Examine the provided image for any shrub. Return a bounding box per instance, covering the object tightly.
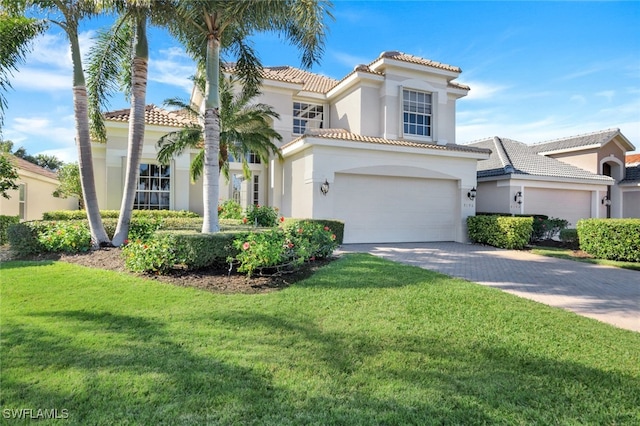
[244,205,279,227]
[127,216,163,241]
[559,228,579,247]
[42,209,200,220]
[218,200,243,220]
[7,222,43,256]
[577,219,640,262]
[284,218,345,245]
[38,221,91,253]
[467,215,533,250]
[0,215,20,245]
[285,220,339,259]
[531,216,569,241]
[122,235,177,274]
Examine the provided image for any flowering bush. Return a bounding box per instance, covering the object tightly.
[128,216,163,241]
[38,221,91,253]
[122,235,177,273]
[218,200,243,220]
[244,204,279,227]
[230,220,339,277]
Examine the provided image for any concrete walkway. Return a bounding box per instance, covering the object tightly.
[338,242,640,332]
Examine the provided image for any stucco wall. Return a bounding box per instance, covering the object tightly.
[524,187,591,228]
[622,190,640,218]
[0,171,78,220]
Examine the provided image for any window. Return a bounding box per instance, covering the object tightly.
[293,102,323,134]
[18,184,26,220]
[231,173,260,207]
[253,175,260,206]
[134,164,170,210]
[402,89,432,138]
[229,152,261,164]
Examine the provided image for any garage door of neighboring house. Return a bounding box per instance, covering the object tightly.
[333,173,457,243]
[524,188,591,228]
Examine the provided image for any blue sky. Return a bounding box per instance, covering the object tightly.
[2,0,639,163]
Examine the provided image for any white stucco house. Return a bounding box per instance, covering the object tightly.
[466,129,638,226]
[0,156,78,221]
[91,51,491,243]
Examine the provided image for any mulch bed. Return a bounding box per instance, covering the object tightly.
[1,246,335,294]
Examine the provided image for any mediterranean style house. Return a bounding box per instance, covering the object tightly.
[91,51,491,243]
[0,156,77,221]
[466,129,638,226]
[90,50,638,243]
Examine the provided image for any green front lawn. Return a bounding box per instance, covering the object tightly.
[530,246,640,271]
[1,255,639,425]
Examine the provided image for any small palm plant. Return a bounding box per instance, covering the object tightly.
[156,75,282,183]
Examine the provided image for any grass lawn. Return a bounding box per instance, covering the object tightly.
[1,254,639,425]
[530,246,640,271]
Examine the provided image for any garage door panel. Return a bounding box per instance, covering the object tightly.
[333,173,457,243]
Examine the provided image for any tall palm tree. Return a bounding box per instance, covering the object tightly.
[0,12,45,131]
[168,0,332,233]
[1,0,110,246]
[87,0,175,247]
[157,75,282,185]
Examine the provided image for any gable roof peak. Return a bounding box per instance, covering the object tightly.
[370,50,462,73]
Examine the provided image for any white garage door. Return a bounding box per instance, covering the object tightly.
[333,173,458,243]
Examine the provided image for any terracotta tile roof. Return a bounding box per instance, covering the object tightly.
[531,128,632,153]
[104,104,196,127]
[626,153,640,165]
[282,128,491,155]
[371,51,462,73]
[467,137,613,183]
[10,155,58,180]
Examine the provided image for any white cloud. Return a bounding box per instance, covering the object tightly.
[596,90,615,102]
[331,51,372,70]
[459,81,509,101]
[149,47,195,94]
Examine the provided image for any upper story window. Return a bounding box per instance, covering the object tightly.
[229,152,261,164]
[293,102,323,134]
[135,163,170,210]
[403,89,432,138]
[18,184,26,220]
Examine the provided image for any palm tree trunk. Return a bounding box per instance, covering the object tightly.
[113,17,148,246]
[202,33,221,233]
[69,22,110,247]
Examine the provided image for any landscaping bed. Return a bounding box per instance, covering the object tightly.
[0,245,334,294]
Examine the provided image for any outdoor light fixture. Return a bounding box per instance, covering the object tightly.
[320,179,330,196]
[514,191,523,205]
[467,187,477,201]
[602,195,612,206]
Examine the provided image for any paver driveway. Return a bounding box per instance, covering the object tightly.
[338,242,640,332]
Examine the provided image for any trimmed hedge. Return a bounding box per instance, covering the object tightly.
[576,219,640,262]
[42,209,200,220]
[467,215,533,249]
[0,215,20,245]
[559,228,579,247]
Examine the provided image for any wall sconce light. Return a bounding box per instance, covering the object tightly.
[320,179,330,196]
[601,195,611,206]
[514,191,523,205]
[467,187,477,201]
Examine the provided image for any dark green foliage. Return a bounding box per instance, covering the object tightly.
[6,222,43,256]
[531,216,569,241]
[467,215,533,249]
[0,154,19,198]
[559,228,579,247]
[218,199,243,219]
[0,214,19,245]
[244,204,279,227]
[577,219,640,262]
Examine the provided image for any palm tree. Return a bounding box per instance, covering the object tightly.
[0,12,45,131]
[87,0,175,247]
[157,75,282,185]
[1,0,110,246]
[168,0,332,233]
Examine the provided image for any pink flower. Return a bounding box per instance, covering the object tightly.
[331,234,336,240]
[324,226,330,231]
[280,216,285,222]
[242,242,250,250]
[310,256,316,261]
[288,242,294,248]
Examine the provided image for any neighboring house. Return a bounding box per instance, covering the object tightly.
[621,153,640,218]
[93,51,491,244]
[466,128,637,227]
[0,156,78,220]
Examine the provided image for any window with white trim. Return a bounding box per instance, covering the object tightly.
[402,89,432,138]
[18,184,26,220]
[134,163,170,210]
[293,102,323,134]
